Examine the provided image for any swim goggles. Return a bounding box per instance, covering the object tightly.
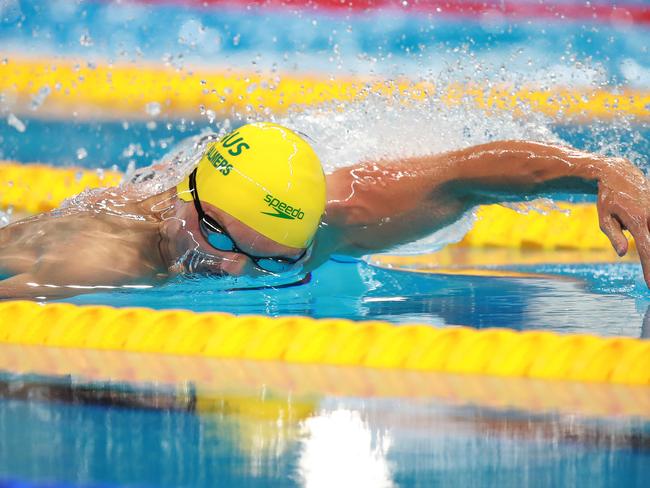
[188,169,309,273]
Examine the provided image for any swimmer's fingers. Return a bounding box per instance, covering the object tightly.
[598,213,628,257]
[624,216,650,288]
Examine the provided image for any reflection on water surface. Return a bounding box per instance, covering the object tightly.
[0,373,648,487]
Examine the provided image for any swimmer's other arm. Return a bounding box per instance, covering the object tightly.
[322,140,650,286]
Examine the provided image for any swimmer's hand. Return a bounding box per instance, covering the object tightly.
[597,159,650,286]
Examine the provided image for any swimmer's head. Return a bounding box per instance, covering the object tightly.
[175,123,326,271]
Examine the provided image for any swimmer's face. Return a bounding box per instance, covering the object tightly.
[169,197,306,277]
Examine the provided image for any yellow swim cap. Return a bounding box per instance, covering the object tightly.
[177,123,326,249]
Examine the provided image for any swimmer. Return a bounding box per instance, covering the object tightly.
[1,122,650,299]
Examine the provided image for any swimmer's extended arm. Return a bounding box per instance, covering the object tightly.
[323,140,650,286]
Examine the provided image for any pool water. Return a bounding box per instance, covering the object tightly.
[2,0,650,486]
[61,256,648,338]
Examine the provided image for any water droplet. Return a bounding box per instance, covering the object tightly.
[30,85,51,111]
[7,113,25,133]
[79,32,93,47]
[76,148,88,160]
[145,102,161,117]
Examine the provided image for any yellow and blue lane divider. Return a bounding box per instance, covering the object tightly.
[0,300,648,387]
[1,56,649,120]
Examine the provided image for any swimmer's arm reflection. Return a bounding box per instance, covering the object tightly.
[322,140,650,286]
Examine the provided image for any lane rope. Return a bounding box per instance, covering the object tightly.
[1,57,648,120]
[0,301,647,385]
[0,161,122,214]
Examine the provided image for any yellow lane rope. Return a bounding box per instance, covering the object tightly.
[0,301,648,385]
[0,161,121,214]
[1,56,649,120]
[371,248,637,274]
[0,161,622,251]
[1,344,648,418]
[462,203,620,250]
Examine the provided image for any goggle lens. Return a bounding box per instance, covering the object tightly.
[201,220,237,252]
[199,218,304,273]
[254,258,296,274]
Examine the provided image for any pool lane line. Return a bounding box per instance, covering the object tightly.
[370,247,638,272]
[125,0,650,26]
[0,161,121,214]
[1,57,649,121]
[0,301,648,386]
[0,160,629,251]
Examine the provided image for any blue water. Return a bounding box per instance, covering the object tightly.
[59,257,648,338]
[2,1,650,487]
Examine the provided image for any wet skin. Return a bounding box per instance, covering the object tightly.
[1,140,650,299]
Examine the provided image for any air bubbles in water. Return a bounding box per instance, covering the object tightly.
[76,148,88,160]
